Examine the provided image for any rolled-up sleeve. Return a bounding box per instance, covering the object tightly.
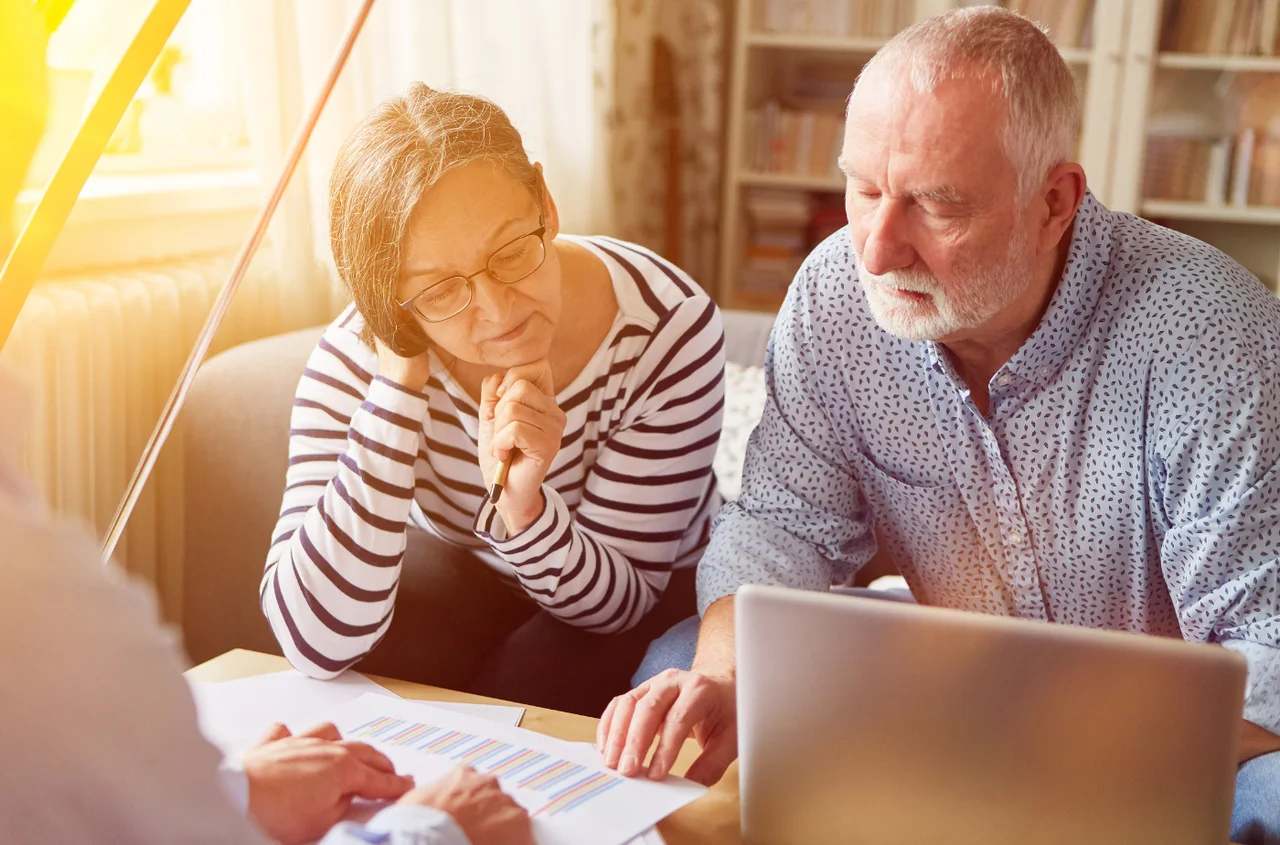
[696,255,878,614]
[1157,368,1280,734]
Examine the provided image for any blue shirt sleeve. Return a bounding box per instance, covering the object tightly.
[1155,368,1280,734]
[319,805,470,845]
[696,252,878,613]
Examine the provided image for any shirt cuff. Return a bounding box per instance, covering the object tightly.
[216,760,250,816]
[318,804,469,845]
[472,484,564,561]
[1223,638,1280,735]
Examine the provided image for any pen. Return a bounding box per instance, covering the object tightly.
[489,455,511,504]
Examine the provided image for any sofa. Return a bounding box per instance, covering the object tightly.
[180,309,894,664]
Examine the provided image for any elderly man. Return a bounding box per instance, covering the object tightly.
[600,7,1280,843]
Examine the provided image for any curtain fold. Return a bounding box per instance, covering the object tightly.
[611,0,726,287]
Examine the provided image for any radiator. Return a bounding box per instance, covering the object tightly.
[0,254,323,622]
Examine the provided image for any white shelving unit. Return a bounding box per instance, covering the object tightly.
[717,0,1124,310]
[1112,0,1280,289]
[1139,200,1280,225]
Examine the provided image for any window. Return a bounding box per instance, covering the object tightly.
[25,0,250,187]
[18,0,259,271]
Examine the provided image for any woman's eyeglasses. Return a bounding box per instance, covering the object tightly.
[398,213,547,323]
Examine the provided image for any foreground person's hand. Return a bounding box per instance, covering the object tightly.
[398,765,534,845]
[598,668,739,786]
[243,722,415,845]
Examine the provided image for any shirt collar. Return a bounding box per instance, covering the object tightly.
[922,189,1114,389]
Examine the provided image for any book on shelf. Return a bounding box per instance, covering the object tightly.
[1002,0,1095,48]
[1159,0,1280,56]
[1143,127,1280,207]
[738,189,847,302]
[745,100,844,179]
[755,0,914,38]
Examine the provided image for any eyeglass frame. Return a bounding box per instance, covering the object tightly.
[396,211,548,324]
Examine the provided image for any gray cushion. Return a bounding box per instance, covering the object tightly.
[182,326,322,664]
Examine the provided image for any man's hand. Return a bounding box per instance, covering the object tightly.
[243,722,415,845]
[597,668,738,786]
[1240,719,1280,764]
[398,765,533,845]
[374,335,434,393]
[478,360,566,534]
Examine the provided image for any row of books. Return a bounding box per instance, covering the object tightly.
[1159,0,1280,55]
[1000,0,1095,48]
[1143,129,1280,206]
[739,189,847,301]
[744,102,845,180]
[754,0,914,38]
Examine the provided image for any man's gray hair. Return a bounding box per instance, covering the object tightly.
[853,5,1081,201]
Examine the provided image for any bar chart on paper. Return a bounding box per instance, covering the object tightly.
[349,715,622,818]
[324,694,704,845]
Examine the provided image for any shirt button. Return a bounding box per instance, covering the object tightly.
[1007,530,1023,546]
[1037,366,1051,379]
[996,372,1013,387]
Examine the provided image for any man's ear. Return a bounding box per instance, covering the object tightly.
[1037,161,1086,254]
[534,162,561,238]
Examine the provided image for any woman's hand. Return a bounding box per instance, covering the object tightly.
[478,360,566,535]
[374,336,433,393]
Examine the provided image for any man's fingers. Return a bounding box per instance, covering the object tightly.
[340,741,399,774]
[343,759,416,801]
[619,682,681,777]
[298,722,343,741]
[603,683,649,771]
[597,695,620,750]
[644,684,715,781]
[257,723,291,744]
[682,729,738,787]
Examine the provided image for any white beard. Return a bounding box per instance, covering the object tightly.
[855,232,1029,342]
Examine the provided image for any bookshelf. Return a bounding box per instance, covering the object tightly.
[718,0,1122,311]
[1113,0,1280,290]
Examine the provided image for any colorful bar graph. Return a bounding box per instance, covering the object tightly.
[348,715,622,816]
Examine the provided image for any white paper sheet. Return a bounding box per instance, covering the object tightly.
[625,830,666,845]
[189,669,524,755]
[320,693,704,845]
[563,744,666,845]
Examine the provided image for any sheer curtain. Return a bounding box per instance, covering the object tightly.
[232,0,616,323]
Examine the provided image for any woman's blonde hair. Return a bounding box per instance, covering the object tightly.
[329,83,541,346]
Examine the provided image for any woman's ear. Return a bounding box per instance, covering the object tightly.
[534,162,561,238]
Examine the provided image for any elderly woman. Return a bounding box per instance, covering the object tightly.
[261,83,724,715]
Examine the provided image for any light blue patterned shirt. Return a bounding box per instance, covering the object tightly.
[699,192,1280,733]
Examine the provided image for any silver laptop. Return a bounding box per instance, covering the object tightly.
[736,584,1247,845]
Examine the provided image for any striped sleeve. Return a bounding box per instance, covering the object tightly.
[473,296,725,633]
[260,324,424,678]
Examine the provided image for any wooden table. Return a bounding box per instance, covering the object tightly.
[188,649,742,845]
